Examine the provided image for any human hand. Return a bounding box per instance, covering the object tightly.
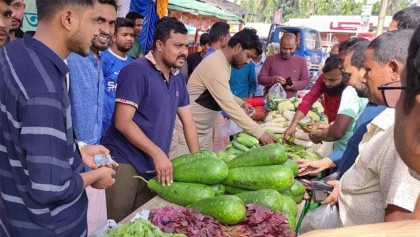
[296,157,333,176]
[275,76,286,85]
[241,102,255,115]
[259,131,277,145]
[321,180,340,205]
[91,167,116,189]
[285,85,294,90]
[80,145,118,169]
[282,125,296,143]
[152,150,173,186]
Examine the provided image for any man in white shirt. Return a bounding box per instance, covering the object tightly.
[322,29,420,227]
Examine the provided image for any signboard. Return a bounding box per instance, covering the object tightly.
[22,0,38,32]
[273,10,282,25]
[360,4,373,32]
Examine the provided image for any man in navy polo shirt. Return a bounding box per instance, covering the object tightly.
[102,17,200,222]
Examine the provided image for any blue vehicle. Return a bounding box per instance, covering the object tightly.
[267,25,324,88]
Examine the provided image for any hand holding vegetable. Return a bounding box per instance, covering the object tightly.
[258,131,277,145]
[321,180,340,205]
[296,157,335,176]
[282,125,296,143]
[152,150,173,186]
[80,144,118,169]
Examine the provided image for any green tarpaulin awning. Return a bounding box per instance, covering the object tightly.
[168,0,243,22]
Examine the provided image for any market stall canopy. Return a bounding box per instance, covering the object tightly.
[168,0,243,22]
[203,0,249,18]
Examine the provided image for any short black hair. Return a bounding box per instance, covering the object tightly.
[153,17,187,49]
[126,11,143,21]
[115,17,134,34]
[348,39,370,69]
[208,22,230,43]
[322,55,341,73]
[338,37,366,53]
[228,28,262,56]
[403,25,420,113]
[199,33,211,46]
[2,0,13,5]
[98,0,118,11]
[392,6,420,30]
[368,29,414,65]
[36,0,95,21]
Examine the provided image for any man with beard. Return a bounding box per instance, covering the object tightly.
[296,39,381,177]
[258,33,309,98]
[0,0,116,236]
[101,17,200,222]
[66,0,117,234]
[101,17,134,135]
[320,30,420,227]
[0,0,12,47]
[170,28,276,157]
[7,0,24,42]
[283,55,349,139]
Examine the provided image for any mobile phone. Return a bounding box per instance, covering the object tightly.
[286,76,293,86]
[312,180,334,203]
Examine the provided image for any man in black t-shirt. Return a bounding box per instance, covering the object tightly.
[187,32,210,77]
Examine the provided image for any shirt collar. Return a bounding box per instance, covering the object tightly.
[23,34,68,77]
[145,51,179,76]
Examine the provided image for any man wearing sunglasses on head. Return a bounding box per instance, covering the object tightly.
[319,29,420,227]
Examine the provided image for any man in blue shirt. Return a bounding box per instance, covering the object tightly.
[252,53,266,96]
[229,62,256,99]
[203,21,230,58]
[101,17,133,135]
[102,17,200,222]
[0,1,116,236]
[67,0,118,234]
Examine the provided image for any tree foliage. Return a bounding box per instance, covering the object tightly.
[236,0,416,23]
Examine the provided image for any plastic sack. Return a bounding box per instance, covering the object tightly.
[220,119,243,137]
[268,83,287,98]
[220,107,255,137]
[299,204,340,234]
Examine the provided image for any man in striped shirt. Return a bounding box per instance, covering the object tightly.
[0,0,116,236]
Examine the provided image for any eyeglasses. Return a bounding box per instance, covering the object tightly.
[378,81,407,108]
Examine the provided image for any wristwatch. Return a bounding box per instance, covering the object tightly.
[76,140,87,151]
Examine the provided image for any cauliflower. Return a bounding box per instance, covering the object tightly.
[307,110,320,122]
[312,101,324,113]
[277,100,295,113]
[290,97,302,109]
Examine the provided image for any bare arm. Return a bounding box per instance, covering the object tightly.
[384,204,412,222]
[177,107,200,153]
[114,102,173,186]
[309,114,353,142]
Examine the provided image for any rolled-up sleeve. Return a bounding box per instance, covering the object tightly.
[20,93,84,205]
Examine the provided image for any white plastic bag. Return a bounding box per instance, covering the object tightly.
[220,119,243,137]
[299,204,341,234]
[268,83,287,98]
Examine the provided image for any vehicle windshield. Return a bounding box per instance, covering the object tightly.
[304,28,321,51]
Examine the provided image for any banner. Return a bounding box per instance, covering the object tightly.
[22,0,37,32]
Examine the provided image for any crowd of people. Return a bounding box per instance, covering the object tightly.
[1,0,420,236]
